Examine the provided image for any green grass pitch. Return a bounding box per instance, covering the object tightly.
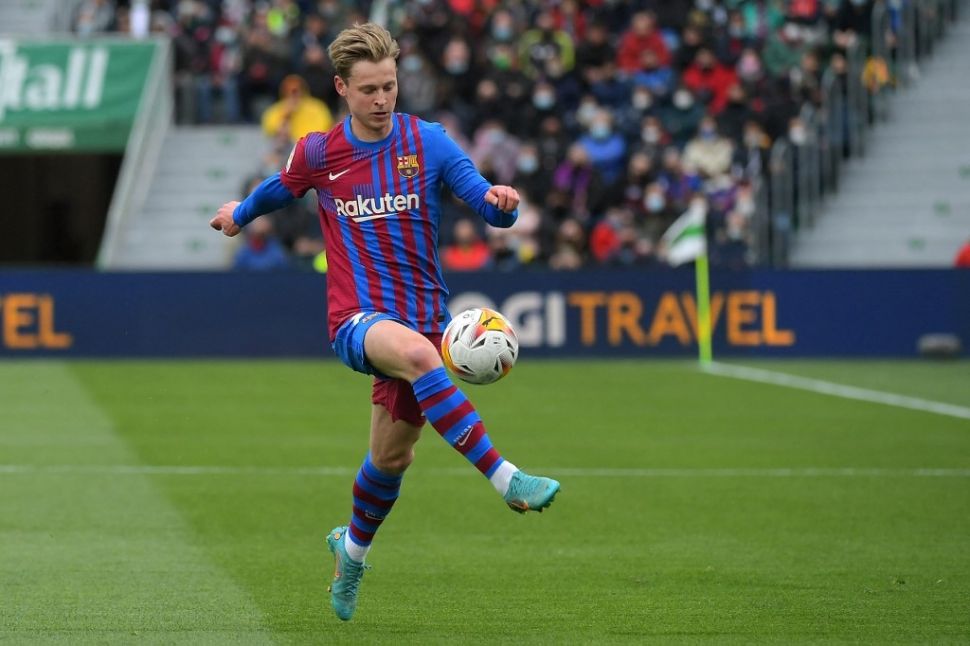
[2,359,969,644]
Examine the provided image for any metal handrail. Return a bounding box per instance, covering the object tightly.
[761,0,962,266]
[870,1,891,121]
[768,139,794,267]
[845,39,867,157]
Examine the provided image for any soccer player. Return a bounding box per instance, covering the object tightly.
[209,22,560,622]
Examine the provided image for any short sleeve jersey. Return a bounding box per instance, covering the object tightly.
[280,113,496,341]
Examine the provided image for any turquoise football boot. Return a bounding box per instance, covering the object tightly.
[503,471,560,513]
[326,526,368,621]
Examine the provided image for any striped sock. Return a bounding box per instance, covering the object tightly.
[412,367,518,495]
[345,453,402,562]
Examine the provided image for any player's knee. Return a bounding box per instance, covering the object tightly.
[371,447,414,475]
[400,340,441,379]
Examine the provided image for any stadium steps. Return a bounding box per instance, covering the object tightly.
[791,17,970,268]
[110,126,268,270]
[0,0,55,35]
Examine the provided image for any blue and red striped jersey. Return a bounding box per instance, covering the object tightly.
[279,113,516,341]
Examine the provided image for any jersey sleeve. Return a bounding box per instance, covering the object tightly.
[432,124,518,228]
[279,132,326,198]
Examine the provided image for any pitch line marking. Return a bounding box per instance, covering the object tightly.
[703,361,970,421]
[0,465,968,477]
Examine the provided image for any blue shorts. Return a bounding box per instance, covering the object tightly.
[331,312,406,377]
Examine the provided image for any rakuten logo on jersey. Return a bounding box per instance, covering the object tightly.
[334,192,420,223]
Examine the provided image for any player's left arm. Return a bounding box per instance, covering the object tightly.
[434,125,519,228]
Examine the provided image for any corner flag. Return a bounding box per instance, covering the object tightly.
[661,200,712,365]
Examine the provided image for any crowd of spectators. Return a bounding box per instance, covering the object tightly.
[72,0,885,271]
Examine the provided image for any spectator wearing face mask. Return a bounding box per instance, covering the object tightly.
[440,36,477,99]
[519,10,576,79]
[660,87,706,147]
[734,120,772,176]
[683,116,735,180]
[642,181,675,235]
[526,81,559,125]
[682,48,739,114]
[396,41,438,116]
[713,10,750,66]
[617,86,658,141]
[763,22,808,78]
[577,109,628,186]
[512,142,550,201]
[634,115,672,164]
[542,53,583,112]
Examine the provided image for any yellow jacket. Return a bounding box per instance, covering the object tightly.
[262,95,334,143]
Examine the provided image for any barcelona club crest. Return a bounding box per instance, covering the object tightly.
[397,154,419,178]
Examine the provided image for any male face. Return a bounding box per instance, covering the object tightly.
[335,57,398,140]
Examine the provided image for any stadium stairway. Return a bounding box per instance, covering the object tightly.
[791,16,970,267]
[0,0,56,35]
[109,126,267,269]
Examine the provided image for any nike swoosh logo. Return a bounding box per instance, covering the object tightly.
[456,425,474,447]
[352,212,395,223]
[329,169,351,180]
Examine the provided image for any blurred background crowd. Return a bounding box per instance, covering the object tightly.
[69,0,890,271]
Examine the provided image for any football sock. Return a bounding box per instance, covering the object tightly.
[345,453,402,562]
[412,367,518,496]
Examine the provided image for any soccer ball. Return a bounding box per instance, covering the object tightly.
[441,307,519,385]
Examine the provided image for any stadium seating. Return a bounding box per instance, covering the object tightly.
[792,14,970,266]
[106,126,269,269]
[8,0,969,270]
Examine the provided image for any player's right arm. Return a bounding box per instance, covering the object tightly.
[209,134,320,237]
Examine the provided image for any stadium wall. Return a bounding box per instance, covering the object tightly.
[0,270,966,358]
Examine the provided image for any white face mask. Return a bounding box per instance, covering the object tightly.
[577,103,598,125]
[632,93,652,111]
[401,55,422,72]
[645,193,666,212]
[673,91,694,110]
[789,126,807,145]
[642,126,661,144]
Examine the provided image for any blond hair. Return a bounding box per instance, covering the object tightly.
[328,22,400,80]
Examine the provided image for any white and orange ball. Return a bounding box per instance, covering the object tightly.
[441,307,519,385]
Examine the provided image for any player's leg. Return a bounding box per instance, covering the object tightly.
[328,401,420,621]
[363,320,560,512]
[343,402,420,562]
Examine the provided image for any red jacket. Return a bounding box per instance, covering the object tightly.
[616,31,670,71]
[682,64,738,114]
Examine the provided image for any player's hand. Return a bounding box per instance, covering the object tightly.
[485,185,520,213]
[210,201,242,237]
